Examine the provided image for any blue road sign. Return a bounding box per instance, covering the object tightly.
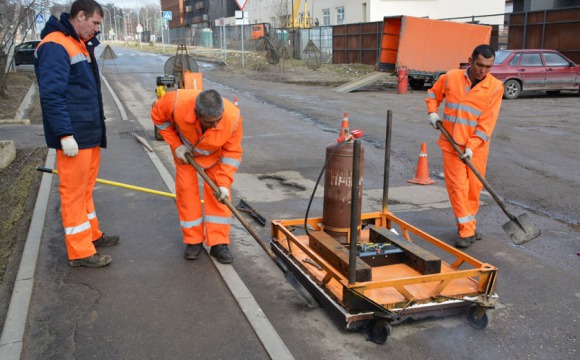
[35,14,44,24]
[163,11,172,21]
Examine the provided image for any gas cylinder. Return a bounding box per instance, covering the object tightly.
[322,138,364,243]
[397,66,408,94]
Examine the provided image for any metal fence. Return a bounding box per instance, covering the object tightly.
[166,24,333,64]
[164,6,580,65]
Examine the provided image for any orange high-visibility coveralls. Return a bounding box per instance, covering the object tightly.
[151,89,243,246]
[426,69,503,238]
[57,148,103,259]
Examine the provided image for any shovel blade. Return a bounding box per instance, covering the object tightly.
[502,213,541,245]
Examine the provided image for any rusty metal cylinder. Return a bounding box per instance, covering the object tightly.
[322,140,364,243]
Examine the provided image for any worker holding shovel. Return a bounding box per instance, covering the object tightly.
[151,89,243,264]
[426,44,504,248]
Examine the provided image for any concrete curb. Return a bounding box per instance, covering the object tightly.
[15,82,37,121]
[0,150,55,360]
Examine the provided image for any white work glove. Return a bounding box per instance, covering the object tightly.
[460,148,473,160]
[427,113,441,129]
[217,186,229,203]
[175,145,190,164]
[60,136,78,157]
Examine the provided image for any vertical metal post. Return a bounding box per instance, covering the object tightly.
[241,19,245,67]
[160,10,165,53]
[522,10,528,49]
[348,139,361,285]
[382,110,392,213]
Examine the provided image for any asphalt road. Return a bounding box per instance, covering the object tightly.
[8,45,579,359]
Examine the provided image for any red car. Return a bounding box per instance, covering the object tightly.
[491,49,580,99]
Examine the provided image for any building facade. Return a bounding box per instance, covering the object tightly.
[244,0,507,27]
[162,0,510,29]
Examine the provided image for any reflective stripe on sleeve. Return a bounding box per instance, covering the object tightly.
[221,157,240,168]
[87,211,97,220]
[70,53,88,65]
[156,121,172,130]
[193,148,215,156]
[475,129,489,142]
[426,92,436,99]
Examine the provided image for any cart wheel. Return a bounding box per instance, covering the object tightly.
[365,319,392,344]
[466,304,488,329]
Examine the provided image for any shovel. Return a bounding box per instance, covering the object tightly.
[436,122,541,245]
[184,153,318,307]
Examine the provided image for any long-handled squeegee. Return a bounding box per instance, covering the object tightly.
[184,153,318,307]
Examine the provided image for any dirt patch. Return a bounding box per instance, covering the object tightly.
[0,71,39,122]
[0,71,46,328]
[198,49,377,86]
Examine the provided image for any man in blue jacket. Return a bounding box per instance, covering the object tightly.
[34,0,119,268]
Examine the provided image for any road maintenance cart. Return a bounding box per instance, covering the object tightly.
[269,112,498,343]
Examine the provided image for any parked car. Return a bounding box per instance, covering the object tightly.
[14,40,40,66]
[491,49,580,99]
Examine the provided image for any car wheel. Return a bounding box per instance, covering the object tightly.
[409,78,425,90]
[503,79,521,99]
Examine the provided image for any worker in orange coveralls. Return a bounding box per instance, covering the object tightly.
[35,0,119,268]
[426,44,504,248]
[151,89,243,264]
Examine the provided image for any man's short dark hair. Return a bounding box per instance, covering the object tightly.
[195,89,224,118]
[70,0,104,18]
[472,44,495,60]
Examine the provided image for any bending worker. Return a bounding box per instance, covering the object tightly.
[426,44,504,248]
[34,0,119,268]
[151,89,243,264]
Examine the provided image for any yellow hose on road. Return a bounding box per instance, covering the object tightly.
[35,166,194,201]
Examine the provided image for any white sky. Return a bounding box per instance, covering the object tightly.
[107,1,159,9]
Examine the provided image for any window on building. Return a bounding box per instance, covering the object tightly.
[323,9,330,25]
[337,7,344,24]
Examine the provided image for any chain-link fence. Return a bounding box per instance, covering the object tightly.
[166,24,332,63]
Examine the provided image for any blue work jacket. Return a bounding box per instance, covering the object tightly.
[34,13,107,149]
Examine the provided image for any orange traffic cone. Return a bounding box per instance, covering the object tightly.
[233,97,239,107]
[339,112,349,137]
[408,142,436,185]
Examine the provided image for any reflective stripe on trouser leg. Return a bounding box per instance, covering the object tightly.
[175,161,204,244]
[86,147,103,241]
[203,165,231,247]
[467,146,489,229]
[442,148,476,238]
[56,148,99,260]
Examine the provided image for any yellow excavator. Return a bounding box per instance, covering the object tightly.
[282,0,314,29]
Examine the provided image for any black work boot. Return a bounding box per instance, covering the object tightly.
[93,233,120,247]
[210,244,233,264]
[69,253,112,268]
[455,235,475,248]
[475,231,483,241]
[184,243,204,260]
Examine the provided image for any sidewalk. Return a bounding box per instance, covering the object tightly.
[0,87,290,359]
